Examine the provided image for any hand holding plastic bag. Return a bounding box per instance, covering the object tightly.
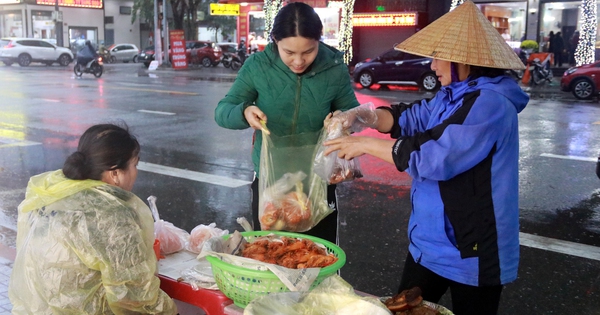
[329,102,378,133]
[314,116,363,184]
[148,196,190,255]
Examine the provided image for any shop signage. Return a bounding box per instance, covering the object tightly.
[352,13,417,27]
[36,0,103,9]
[169,29,187,70]
[209,3,239,16]
[0,0,21,4]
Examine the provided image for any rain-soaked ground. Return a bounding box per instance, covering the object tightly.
[0,63,599,314]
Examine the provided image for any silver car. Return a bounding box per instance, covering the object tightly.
[107,43,139,63]
[0,38,73,67]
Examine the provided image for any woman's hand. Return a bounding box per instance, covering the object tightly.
[324,136,397,165]
[244,105,267,132]
[323,136,368,160]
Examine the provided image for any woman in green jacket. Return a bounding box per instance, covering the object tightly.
[214,2,359,244]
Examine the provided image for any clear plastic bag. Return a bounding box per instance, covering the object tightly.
[243,274,392,315]
[314,118,363,185]
[186,223,229,254]
[259,129,331,232]
[148,195,190,255]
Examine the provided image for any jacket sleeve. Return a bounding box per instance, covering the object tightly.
[214,60,258,129]
[78,191,177,315]
[330,64,360,112]
[395,90,515,182]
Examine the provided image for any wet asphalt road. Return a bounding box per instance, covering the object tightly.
[0,62,599,314]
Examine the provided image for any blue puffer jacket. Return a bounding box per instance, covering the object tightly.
[388,75,529,286]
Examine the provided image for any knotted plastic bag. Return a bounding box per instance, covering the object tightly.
[148,195,190,255]
[259,126,331,232]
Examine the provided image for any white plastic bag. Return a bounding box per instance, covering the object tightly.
[148,195,190,255]
[186,223,229,254]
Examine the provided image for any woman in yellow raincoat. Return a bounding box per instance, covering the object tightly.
[9,124,176,314]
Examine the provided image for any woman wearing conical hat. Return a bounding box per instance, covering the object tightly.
[323,1,529,314]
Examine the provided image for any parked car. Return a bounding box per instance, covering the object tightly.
[560,61,600,100]
[352,48,440,91]
[139,45,155,67]
[186,40,222,67]
[106,43,139,63]
[218,42,238,55]
[0,38,73,67]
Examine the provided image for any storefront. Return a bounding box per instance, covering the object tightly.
[0,0,104,49]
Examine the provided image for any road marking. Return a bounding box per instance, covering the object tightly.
[540,153,596,162]
[137,162,251,188]
[39,98,60,103]
[520,232,600,261]
[0,138,41,148]
[110,86,199,95]
[138,109,176,116]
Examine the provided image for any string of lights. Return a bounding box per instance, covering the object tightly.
[264,0,284,39]
[336,0,356,64]
[450,0,465,11]
[574,0,597,66]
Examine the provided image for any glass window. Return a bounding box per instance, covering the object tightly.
[31,10,54,40]
[0,10,24,38]
[476,2,527,46]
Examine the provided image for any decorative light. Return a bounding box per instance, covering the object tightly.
[450,0,464,11]
[574,0,597,66]
[263,0,283,39]
[337,0,356,64]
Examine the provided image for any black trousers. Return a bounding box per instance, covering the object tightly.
[251,177,338,244]
[399,253,503,315]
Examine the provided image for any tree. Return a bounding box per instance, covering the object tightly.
[131,0,154,29]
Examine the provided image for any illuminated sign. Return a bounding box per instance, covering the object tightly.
[0,0,21,4]
[36,0,103,8]
[210,3,240,16]
[352,13,417,27]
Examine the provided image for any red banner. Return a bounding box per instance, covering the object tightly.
[170,30,187,70]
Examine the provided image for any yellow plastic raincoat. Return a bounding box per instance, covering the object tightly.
[9,170,177,315]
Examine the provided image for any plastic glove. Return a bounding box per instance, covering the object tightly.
[328,102,378,133]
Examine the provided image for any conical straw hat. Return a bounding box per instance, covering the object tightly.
[395,0,525,70]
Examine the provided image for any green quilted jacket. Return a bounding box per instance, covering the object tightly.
[215,41,359,176]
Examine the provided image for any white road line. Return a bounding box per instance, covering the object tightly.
[39,98,60,103]
[138,109,176,116]
[540,153,596,162]
[137,162,251,188]
[520,232,600,261]
[0,138,41,148]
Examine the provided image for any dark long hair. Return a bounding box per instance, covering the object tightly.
[63,123,140,180]
[468,65,506,79]
[271,2,323,42]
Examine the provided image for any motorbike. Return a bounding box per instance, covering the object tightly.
[230,49,247,71]
[221,52,233,68]
[74,56,104,78]
[527,57,553,86]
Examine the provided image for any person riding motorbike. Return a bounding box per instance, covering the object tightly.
[76,40,99,69]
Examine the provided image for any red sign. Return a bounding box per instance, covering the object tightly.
[169,30,187,70]
[353,13,417,27]
[36,0,102,9]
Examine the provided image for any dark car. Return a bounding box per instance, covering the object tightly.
[352,49,440,91]
[186,40,222,67]
[560,61,600,100]
[139,45,155,67]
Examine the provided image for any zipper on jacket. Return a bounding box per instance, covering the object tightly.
[291,75,302,134]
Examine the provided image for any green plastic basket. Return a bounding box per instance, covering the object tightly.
[205,231,346,308]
